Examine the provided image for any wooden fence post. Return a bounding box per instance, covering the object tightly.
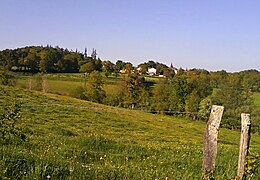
[202,105,224,179]
[237,113,251,179]
[28,76,32,90]
[42,77,47,93]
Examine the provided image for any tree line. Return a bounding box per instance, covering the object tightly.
[0,45,96,73]
[77,68,259,131]
[0,46,172,76]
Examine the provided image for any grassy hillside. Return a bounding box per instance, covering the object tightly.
[1,85,260,179]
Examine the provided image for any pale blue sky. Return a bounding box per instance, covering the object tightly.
[0,0,260,71]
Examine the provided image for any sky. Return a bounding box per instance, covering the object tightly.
[0,0,260,72]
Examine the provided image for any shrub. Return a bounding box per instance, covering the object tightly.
[0,70,16,86]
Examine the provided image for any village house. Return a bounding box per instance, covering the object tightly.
[119,69,127,74]
[170,63,178,74]
[147,67,157,76]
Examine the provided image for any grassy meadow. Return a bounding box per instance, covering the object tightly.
[1,84,260,179]
[15,73,126,96]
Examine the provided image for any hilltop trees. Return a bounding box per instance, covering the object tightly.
[0,49,17,70]
[79,62,95,74]
[124,62,134,75]
[0,46,176,77]
[62,53,82,72]
[39,49,57,72]
[0,46,98,73]
[25,49,40,72]
[114,60,125,73]
[102,60,115,77]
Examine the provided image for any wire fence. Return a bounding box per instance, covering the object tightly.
[19,102,260,130]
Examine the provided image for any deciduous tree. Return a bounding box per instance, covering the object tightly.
[84,71,106,103]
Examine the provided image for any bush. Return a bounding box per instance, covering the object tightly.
[0,70,16,86]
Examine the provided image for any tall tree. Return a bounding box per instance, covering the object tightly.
[155,62,168,75]
[84,71,106,103]
[39,50,53,72]
[212,74,252,128]
[24,49,40,72]
[152,78,172,112]
[185,90,200,119]
[240,69,260,92]
[91,49,97,59]
[138,63,148,75]
[146,60,156,68]
[124,62,133,75]
[169,75,190,112]
[119,73,148,108]
[102,60,115,77]
[79,62,95,74]
[63,53,81,72]
[84,48,88,58]
[114,60,125,72]
[187,70,212,99]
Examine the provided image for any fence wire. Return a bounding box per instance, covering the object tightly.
[19,102,260,129]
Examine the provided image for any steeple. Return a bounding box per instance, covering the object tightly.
[170,63,174,69]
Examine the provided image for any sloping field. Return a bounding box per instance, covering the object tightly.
[0,85,260,179]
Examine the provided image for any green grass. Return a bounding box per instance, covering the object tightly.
[1,85,260,179]
[15,73,123,97]
[251,93,260,133]
[252,93,260,109]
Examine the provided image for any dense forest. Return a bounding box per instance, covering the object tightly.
[0,45,98,73]
[0,45,260,131]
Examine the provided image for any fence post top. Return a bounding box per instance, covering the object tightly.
[241,113,251,126]
[211,105,224,110]
[241,113,250,117]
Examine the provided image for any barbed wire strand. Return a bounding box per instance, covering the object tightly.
[17,102,260,129]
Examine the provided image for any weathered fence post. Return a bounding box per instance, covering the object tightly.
[237,113,251,179]
[28,76,32,90]
[202,105,224,179]
[42,77,47,93]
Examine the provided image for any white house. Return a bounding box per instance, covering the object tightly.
[147,67,157,76]
[173,67,178,74]
[170,63,178,74]
[119,69,127,74]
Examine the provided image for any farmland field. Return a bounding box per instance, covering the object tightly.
[1,85,260,179]
[15,73,129,96]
